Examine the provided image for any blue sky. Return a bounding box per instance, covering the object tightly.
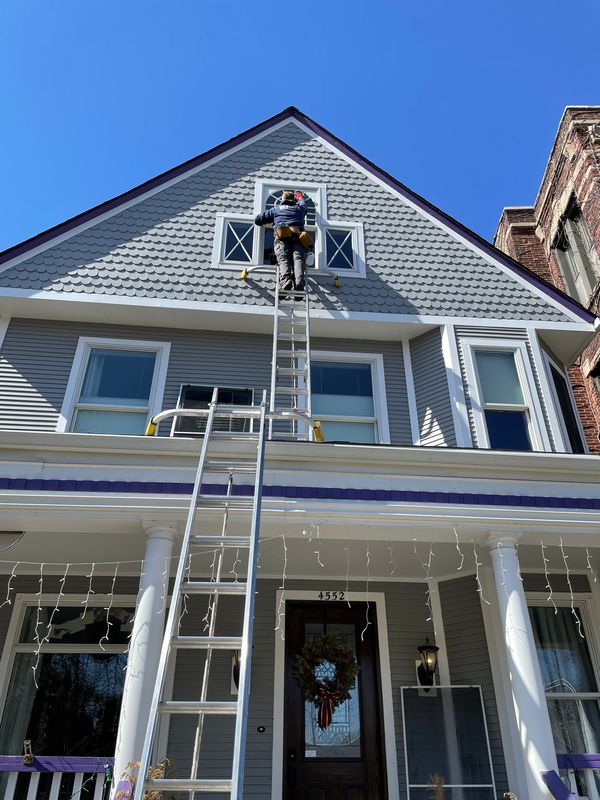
[2,0,599,251]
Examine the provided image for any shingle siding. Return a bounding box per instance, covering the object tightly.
[439,575,509,795]
[0,123,568,322]
[0,319,412,444]
[409,328,456,447]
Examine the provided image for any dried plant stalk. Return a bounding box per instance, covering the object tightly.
[427,773,445,800]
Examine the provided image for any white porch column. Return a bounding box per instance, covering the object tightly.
[112,521,176,793]
[488,535,558,799]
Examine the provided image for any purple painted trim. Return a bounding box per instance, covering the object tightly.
[0,106,593,325]
[557,753,600,769]
[542,770,576,800]
[0,755,113,773]
[2,476,600,512]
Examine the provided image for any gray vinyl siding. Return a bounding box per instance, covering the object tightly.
[409,328,456,447]
[0,122,569,322]
[0,319,412,445]
[439,575,508,794]
[455,326,555,450]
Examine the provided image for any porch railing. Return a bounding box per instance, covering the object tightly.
[0,756,113,800]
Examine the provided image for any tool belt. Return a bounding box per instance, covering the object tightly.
[274,226,313,248]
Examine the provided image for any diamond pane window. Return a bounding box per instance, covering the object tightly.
[326,228,355,270]
[223,220,255,263]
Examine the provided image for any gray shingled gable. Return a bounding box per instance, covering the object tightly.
[0,122,571,321]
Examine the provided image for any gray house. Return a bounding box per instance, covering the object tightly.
[0,108,599,800]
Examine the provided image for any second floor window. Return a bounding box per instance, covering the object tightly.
[58,338,170,435]
[553,200,598,305]
[310,354,390,444]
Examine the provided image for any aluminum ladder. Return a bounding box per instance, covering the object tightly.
[133,388,267,799]
[269,281,316,441]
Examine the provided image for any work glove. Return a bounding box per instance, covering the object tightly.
[295,191,304,201]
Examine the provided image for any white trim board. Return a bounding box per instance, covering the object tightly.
[271,589,400,800]
[0,316,10,352]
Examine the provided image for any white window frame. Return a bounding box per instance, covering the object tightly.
[211,213,260,269]
[311,350,390,444]
[57,336,171,433]
[461,337,550,451]
[543,352,588,454]
[214,180,367,277]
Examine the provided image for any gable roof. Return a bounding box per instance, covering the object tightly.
[0,106,594,324]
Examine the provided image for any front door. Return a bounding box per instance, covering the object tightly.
[283,601,387,800]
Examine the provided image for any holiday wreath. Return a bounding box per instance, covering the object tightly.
[292,632,360,730]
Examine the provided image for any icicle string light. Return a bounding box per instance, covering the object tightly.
[541,541,557,614]
[412,539,434,622]
[387,545,397,576]
[42,563,69,644]
[202,549,218,632]
[313,524,324,569]
[0,561,19,609]
[453,529,464,571]
[472,541,490,605]
[99,562,119,651]
[559,538,584,639]
[81,563,96,619]
[157,557,169,616]
[360,544,371,641]
[178,553,193,633]
[31,562,45,688]
[345,543,351,608]
[514,541,524,583]
[586,548,597,583]
[230,549,242,582]
[274,534,288,640]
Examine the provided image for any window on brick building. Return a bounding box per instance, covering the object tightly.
[553,199,598,305]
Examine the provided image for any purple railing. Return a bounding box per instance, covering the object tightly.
[0,756,113,799]
[542,754,600,800]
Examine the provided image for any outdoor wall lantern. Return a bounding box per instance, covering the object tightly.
[417,638,439,687]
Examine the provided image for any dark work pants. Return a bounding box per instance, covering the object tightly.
[274,235,306,287]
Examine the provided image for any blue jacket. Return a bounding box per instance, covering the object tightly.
[254,199,307,230]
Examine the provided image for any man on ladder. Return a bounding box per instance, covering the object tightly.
[255,190,313,293]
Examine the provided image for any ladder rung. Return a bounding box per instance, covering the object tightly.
[181,580,247,594]
[191,535,252,547]
[278,332,307,341]
[145,779,232,793]
[158,700,238,714]
[172,636,243,649]
[277,367,307,376]
[197,495,254,507]
[274,386,309,395]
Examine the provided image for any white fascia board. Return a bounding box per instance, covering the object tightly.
[289,117,589,325]
[0,288,594,336]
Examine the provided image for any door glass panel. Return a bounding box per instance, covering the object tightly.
[304,623,361,758]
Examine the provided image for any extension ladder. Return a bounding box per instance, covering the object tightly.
[269,281,315,441]
[133,389,267,799]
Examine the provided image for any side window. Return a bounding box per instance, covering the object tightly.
[462,339,548,452]
[546,359,586,454]
[59,339,170,435]
[553,199,598,305]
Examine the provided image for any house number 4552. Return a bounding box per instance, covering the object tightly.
[317,591,345,601]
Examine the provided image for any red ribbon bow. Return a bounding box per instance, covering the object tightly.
[316,685,340,730]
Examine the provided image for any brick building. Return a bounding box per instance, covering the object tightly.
[496,106,600,453]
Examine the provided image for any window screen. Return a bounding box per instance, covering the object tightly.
[172,385,254,436]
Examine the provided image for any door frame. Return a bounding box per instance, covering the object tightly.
[271,590,400,800]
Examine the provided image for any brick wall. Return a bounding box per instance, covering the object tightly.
[495,107,600,453]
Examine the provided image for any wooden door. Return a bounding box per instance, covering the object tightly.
[283,601,387,800]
